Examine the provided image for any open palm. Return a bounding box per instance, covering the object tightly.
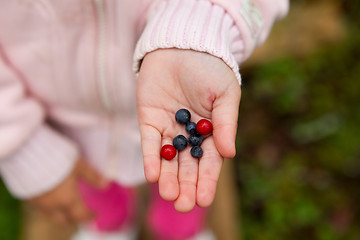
[137,49,241,212]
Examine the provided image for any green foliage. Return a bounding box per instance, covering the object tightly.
[0,181,21,240]
[237,3,360,239]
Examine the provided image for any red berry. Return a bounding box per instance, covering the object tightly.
[160,145,176,160]
[196,119,213,135]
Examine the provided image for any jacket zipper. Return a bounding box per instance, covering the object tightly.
[94,0,111,111]
[93,0,120,180]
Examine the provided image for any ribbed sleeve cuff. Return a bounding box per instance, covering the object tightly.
[134,0,244,84]
[0,125,78,199]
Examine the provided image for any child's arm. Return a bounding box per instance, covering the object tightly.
[0,46,104,223]
[0,47,76,199]
[135,0,289,212]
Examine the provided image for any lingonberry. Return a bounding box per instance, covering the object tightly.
[196,119,213,135]
[160,145,176,160]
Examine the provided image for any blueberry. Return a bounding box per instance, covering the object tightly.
[186,122,197,135]
[175,109,191,124]
[188,134,203,146]
[173,135,188,151]
[190,146,203,158]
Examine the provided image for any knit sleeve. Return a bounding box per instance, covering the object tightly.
[0,45,78,199]
[208,0,289,59]
[134,0,289,84]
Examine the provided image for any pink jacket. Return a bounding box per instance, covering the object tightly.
[0,0,288,199]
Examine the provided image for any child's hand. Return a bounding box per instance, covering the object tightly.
[27,159,107,225]
[137,49,241,212]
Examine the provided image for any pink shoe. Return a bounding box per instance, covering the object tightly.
[147,184,208,240]
[78,180,137,232]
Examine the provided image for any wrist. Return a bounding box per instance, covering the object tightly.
[134,0,243,84]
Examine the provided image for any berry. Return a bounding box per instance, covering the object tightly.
[160,145,176,160]
[185,122,197,135]
[190,146,203,158]
[188,134,203,146]
[175,109,191,124]
[173,135,188,151]
[196,119,213,135]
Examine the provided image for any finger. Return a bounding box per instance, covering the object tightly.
[174,145,198,213]
[50,210,69,225]
[140,124,162,183]
[196,137,223,208]
[68,199,94,223]
[76,160,108,189]
[212,83,241,158]
[158,137,179,201]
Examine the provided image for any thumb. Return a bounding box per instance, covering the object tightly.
[212,84,241,159]
[75,159,109,189]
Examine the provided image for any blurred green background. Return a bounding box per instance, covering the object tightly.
[0,0,359,239]
[236,0,360,239]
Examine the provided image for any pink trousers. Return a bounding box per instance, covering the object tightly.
[78,181,208,240]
